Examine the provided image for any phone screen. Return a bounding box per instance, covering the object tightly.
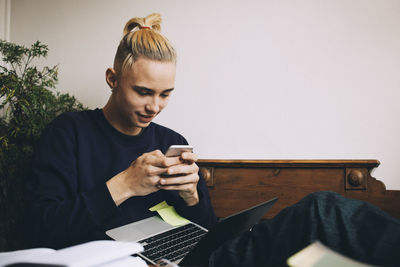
[165,145,193,157]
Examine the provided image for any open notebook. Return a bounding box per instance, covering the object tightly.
[0,240,146,267]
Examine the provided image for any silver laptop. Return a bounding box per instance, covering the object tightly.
[106,216,207,265]
[106,197,278,266]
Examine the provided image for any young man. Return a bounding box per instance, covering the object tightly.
[26,13,216,249]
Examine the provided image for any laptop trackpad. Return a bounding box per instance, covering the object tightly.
[106,216,174,242]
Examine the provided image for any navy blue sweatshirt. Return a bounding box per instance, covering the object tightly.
[26,109,216,249]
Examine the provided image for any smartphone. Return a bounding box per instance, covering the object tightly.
[165,145,193,157]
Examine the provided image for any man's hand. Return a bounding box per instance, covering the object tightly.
[107,150,177,205]
[106,150,200,206]
[158,152,200,206]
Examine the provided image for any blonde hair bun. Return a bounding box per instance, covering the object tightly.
[113,13,176,71]
[123,13,162,35]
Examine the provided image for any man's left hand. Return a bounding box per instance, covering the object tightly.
[157,151,200,206]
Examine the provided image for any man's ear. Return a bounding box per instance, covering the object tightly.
[105,68,118,89]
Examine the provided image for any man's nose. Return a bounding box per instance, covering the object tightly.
[145,97,160,114]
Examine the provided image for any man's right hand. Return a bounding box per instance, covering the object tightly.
[106,150,182,206]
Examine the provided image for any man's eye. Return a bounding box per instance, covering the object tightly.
[161,94,170,98]
[138,91,150,96]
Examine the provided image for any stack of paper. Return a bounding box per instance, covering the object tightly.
[0,240,147,267]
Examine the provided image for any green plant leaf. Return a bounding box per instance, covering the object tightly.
[1,39,87,250]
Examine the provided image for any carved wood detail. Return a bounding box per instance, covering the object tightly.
[198,159,400,219]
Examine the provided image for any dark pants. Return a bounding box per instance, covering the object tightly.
[208,192,400,267]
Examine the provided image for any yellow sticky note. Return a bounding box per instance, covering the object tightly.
[149,201,169,211]
[149,201,190,226]
[157,206,190,226]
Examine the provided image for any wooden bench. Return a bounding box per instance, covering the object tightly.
[198,159,400,219]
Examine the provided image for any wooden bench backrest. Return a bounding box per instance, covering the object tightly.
[198,159,400,219]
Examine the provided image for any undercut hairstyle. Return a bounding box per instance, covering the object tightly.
[114,13,177,72]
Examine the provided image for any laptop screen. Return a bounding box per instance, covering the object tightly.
[179,197,278,266]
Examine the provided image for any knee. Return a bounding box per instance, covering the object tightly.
[305,191,341,201]
[299,191,344,209]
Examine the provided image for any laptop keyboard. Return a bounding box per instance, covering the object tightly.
[139,223,207,265]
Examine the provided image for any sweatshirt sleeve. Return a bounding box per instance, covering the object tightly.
[173,171,218,230]
[26,119,119,249]
[162,135,217,230]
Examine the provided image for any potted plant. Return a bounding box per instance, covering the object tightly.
[0,40,86,251]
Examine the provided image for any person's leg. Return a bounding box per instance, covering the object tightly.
[208,191,400,267]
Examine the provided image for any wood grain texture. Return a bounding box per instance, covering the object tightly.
[197,159,400,219]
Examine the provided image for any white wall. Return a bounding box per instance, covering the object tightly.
[0,0,10,41]
[9,0,400,189]
[0,0,10,119]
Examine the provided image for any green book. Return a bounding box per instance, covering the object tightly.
[287,241,376,267]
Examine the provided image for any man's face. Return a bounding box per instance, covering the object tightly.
[108,58,176,135]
